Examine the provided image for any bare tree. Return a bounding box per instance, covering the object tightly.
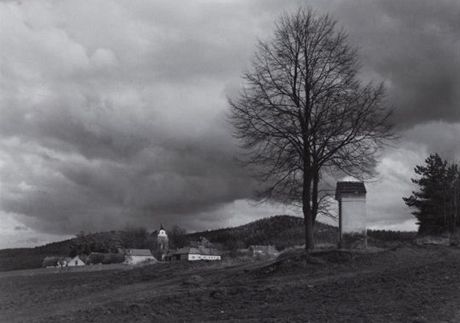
[229,8,393,251]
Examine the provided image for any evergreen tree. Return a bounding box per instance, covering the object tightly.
[403,153,460,233]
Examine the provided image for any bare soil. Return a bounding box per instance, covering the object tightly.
[1,245,460,322]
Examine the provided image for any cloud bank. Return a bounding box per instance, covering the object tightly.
[1,0,460,246]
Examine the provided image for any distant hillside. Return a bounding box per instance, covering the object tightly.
[0,229,152,272]
[0,215,416,272]
[0,215,335,272]
[0,240,74,272]
[186,215,338,250]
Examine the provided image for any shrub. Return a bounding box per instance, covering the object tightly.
[42,256,60,267]
[102,253,125,264]
[87,252,105,264]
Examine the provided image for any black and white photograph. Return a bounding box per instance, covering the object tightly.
[1,0,460,322]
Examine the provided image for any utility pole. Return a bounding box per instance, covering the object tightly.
[443,185,447,229]
[454,182,458,235]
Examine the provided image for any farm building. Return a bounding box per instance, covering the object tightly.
[124,249,157,265]
[165,246,221,262]
[42,256,70,268]
[335,181,367,248]
[67,255,85,267]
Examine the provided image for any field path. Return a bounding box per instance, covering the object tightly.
[3,247,460,322]
[0,260,272,322]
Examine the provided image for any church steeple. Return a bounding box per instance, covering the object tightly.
[157,225,169,254]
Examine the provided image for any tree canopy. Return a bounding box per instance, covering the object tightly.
[403,153,460,234]
[229,8,393,249]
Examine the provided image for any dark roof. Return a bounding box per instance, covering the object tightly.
[335,181,366,200]
[168,246,220,256]
[126,249,153,256]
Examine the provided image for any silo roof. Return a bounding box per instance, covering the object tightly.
[335,181,366,200]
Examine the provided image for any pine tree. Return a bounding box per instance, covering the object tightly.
[403,154,460,234]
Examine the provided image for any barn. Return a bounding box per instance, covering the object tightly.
[124,249,157,265]
[67,255,85,267]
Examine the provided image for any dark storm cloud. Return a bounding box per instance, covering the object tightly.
[0,0,280,235]
[0,114,257,234]
[403,122,460,161]
[1,0,460,238]
[328,0,460,126]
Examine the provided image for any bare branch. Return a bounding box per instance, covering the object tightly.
[228,7,393,250]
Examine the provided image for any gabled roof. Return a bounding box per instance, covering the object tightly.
[69,255,84,261]
[169,246,220,256]
[198,246,220,256]
[170,247,200,255]
[126,249,153,257]
[335,181,366,200]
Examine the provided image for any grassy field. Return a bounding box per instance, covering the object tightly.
[2,245,460,322]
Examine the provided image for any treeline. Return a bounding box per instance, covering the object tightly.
[367,230,417,242]
[68,228,154,256]
[68,225,187,256]
[187,216,416,250]
[68,216,326,257]
[0,215,419,272]
[0,226,187,272]
[404,153,460,234]
[0,240,74,272]
[0,216,333,271]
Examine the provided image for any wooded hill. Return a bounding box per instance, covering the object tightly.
[0,215,330,271]
[0,215,415,272]
[186,215,337,250]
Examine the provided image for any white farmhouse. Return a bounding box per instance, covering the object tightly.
[335,181,367,248]
[124,249,157,265]
[67,255,85,267]
[165,247,221,262]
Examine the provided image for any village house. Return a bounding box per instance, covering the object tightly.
[165,246,221,262]
[66,255,86,267]
[42,256,81,268]
[123,249,157,265]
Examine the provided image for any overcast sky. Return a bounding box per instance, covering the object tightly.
[1,0,460,248]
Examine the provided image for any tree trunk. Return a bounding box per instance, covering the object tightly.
[311,168,319,224]
[303,170,314,251]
